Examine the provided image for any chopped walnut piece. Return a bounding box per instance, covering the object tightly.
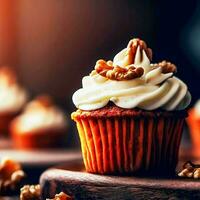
[152,60,177,74]
[127,38,153,62]
[193,168,200,179]
[178,161,200,179]
[95,59,144,81]
[47,192,73,200]
[20,184,41,200]
[0,158,26,194]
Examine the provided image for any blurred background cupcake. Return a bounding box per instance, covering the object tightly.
[0,66,28,136]
[10,95,68,150]
[187,100,200,151]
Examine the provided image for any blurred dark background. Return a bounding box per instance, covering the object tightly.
[0,0,199,111]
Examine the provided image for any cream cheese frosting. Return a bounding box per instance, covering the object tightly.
[14,96,67,132]
[0,67,28,113]
[72,38,191,111]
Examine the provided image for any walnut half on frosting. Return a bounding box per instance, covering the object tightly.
[95,59,144,81]
[152,60,177,74]
[127,38,153,62]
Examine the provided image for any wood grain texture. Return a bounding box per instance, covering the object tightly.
[40,163,200,200]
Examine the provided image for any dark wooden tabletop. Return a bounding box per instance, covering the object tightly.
[39,158,200,200]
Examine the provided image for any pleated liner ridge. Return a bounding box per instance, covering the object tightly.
[72,109,185,175]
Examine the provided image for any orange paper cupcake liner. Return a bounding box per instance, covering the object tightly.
[72,108,185,175]
[10,124,67,150]
[187,109,200,150]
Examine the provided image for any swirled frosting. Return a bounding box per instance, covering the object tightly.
[0,67,28,113]
[72,39,191,111]
[13,96,67,132]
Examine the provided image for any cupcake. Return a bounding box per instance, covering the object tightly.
[71,38,191,175]
[187,100,200,150]
[10,95,68,149]
[0,67,28,135]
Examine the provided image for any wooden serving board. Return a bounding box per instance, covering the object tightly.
[40,161,200,200]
